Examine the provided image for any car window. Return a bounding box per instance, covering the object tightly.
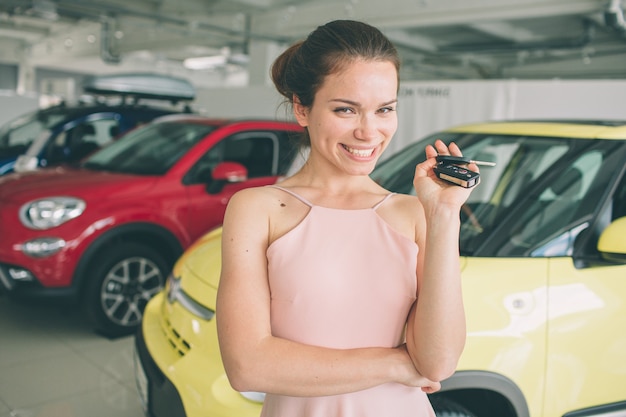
[83,121,216,175]
[0,111,64,157]
[506,149,603,257]
[185,131,283,185]
[372,133,623,258]
[224,133,278,178]
[184,131,298,184]
[612,171,626,220]
[45,119,120,164]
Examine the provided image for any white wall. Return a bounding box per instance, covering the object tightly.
[0,92,39,126]
[193,85,288,120]
[193,79,626,157]
[391,79,626,156]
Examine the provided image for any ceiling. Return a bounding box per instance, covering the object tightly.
[2,0,626,88]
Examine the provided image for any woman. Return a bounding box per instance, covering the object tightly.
[216,19,475,417]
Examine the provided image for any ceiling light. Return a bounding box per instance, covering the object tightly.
[183,55,227,70]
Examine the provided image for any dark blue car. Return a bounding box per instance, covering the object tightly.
[0,73,195,175]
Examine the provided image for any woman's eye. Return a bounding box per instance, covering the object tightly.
[378,106,396,114]
[333,107,354,114]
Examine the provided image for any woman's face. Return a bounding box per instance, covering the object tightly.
[294,59,398,176]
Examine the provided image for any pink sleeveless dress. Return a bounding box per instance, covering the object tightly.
[261,186,436,417]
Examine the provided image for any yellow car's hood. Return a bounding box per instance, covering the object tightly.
[174,227,223,300]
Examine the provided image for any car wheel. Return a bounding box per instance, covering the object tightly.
[83,242,168,337]
[431,396,477,417]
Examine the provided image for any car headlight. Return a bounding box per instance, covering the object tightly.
[19,197,86,230]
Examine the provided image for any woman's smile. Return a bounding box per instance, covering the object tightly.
[341,143,378,159]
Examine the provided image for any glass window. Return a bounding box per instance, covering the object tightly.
[45,120,119,164]
[371,132,620,258]
[185,132,279,184]
[611,170,626,221]
[0,111,64,157]
[507,150,603,257]
[83,121,216,175]
[224,134,277,178]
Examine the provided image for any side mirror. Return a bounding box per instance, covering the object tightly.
[598,216,626,263]
[207,161,248,194]
[13,155,40,173]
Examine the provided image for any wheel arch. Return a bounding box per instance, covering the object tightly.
[432,370,530,417]
[73,222,184,293]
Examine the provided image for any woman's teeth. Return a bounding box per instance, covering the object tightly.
[343,145,374,157]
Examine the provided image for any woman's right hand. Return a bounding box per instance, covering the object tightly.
[393,344,441,393]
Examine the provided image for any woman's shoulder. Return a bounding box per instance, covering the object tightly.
[377,192,426,242]
[387,192,423,213]
[230,185,283,204]
[225,185,286,216]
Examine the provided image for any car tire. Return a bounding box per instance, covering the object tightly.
[83,242,168,338]
[431,396,477,417]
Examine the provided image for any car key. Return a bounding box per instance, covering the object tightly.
[433,155,496,188]
[435,155,497,166]
[434,163,481,188]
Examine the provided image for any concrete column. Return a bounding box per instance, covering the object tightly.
[247,40,286,86]
[17,51,36,95]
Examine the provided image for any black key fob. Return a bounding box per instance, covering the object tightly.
[434,162,480,188]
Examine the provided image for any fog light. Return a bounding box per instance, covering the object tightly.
[22,237,66,257]
[8,267,35,282]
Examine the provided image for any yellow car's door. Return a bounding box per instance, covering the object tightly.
[543,258,626,416]
[458,257,549,417]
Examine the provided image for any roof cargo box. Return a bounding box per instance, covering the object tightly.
[82,73,195,102]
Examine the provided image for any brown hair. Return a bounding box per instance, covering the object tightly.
[271,20,400,110]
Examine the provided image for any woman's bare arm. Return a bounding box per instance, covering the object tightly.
[405,140,470,382]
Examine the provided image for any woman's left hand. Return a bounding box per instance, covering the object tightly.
[413,139,477,213]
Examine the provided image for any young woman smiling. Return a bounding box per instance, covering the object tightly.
[216,19,477,417]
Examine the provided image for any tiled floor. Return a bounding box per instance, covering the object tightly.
[0,296,145,417]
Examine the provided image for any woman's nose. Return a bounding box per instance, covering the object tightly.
[354,115,377,140]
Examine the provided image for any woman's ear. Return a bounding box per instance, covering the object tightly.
[293,95,308,127]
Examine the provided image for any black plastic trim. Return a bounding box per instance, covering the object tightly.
[563,400,626,417]
[135,326,187,417]
[440,370,530,417]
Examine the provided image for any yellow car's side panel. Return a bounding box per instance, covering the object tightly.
[543,258,626,416]
[459,257,549,417]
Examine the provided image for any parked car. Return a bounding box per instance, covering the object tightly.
[0,73,195,175]
[135,120,626,417]
[0,114,303,336]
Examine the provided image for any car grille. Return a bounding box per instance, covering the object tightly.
[158,309,191,357]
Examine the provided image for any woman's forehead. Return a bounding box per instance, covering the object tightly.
[318,60,398,97]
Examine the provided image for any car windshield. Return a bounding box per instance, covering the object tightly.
[0,110,63,158]
[82,121,217,175]
[372,131,621,257]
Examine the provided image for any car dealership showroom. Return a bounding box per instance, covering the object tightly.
[1,1,626,417]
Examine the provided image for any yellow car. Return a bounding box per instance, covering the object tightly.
[134,120,626,417]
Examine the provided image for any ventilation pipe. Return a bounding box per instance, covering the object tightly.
[605,0,626,32]
[100,15,121,64]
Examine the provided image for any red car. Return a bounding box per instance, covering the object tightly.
[0,114,303,336]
